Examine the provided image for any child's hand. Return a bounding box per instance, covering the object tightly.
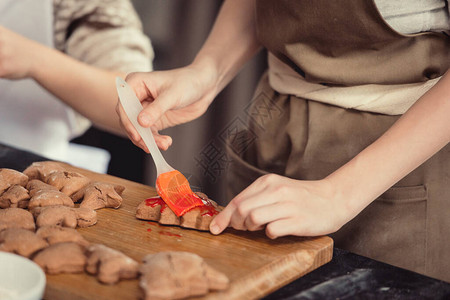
[210,174,350,238]
[116,64,219,151]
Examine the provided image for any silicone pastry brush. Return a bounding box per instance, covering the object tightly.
[116,77,204,216]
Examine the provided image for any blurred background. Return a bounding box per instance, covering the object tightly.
[73,0,266,205]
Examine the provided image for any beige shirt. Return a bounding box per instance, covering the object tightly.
[53,0,153,74]
[52,0,154,136]
[374,0,449,34]
[268,1,449,115]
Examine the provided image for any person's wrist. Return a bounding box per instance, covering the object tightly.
[322,174,362,231]
[27,41,48,79]
[188,57,220,97]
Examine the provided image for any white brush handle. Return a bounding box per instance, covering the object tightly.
[115,77,174,176]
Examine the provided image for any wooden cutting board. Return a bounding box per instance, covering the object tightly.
[44,163,333,300]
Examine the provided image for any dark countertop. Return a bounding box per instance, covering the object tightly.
[1,142,449,300]
[265,248,450,300]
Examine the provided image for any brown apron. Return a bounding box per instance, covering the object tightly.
[227,0,450,282]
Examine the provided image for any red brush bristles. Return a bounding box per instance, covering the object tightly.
[156,170,205,216]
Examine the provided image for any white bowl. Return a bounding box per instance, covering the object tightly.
[0,252,46,300]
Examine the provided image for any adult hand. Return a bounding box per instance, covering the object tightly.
[0,26,40,79]
[116,64,219,151]
[209,174,351,238]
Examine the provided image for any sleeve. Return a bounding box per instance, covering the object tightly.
[53,0,153,73]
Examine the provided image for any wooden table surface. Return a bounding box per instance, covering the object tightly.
[44,163,333,300]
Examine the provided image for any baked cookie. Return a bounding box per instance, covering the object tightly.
[45,171,91,197]
[139,251,229,300]
[0,185,30,208]
[28,189,74,210]
[74,207,98,228]
[26,179,59,197]
[33,206,97,228]
[36,225,89,247]
[0,228,48,258]
[33,242,87,274]
[136,193,221,231]
[0,208,35,232]
[85,244,139,284]
[72,181,125,210]
[0,168,28,194]
[23,161,65,181]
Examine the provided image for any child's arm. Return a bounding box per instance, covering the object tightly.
[116,0,261,150]
[210,71,450,238]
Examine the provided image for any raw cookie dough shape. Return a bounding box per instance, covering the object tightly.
[32,206,77,228]
[72,182,125,210]
[85,244,139,284]
[0,168,28,194]
[26,179,59,197]
[0,185,30,208]
[0,208,35,231]
[28,189,74,210]
[33,206,97,228]
[74,207,98,227]
[136,193,221,231]
[45,171,91,197]
[139,251,229,300]
[23,161,65,181]
[33,242,87,274]
[0,228,48,258]
[36,225,89,247]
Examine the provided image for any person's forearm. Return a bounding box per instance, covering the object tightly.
[192,0,261,95]
[327,71,450,218]
[29,43,125,136]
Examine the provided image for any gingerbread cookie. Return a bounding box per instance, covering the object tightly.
[36,226,89,247]
[86,244,139,284]
[23,161,65,181]
[45,171,91,197]
[0,168,28,194]
[33,242,87,274]
[26,179,59,197]
[0,228,48,258]
[0,185,30,208]
[72,181,125,210]
[33,206,97,228]
[136,193,221,231]
[23,161,64,181]
[139,251,229,300]
[0,208,35,232]
[28,189,74,210]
